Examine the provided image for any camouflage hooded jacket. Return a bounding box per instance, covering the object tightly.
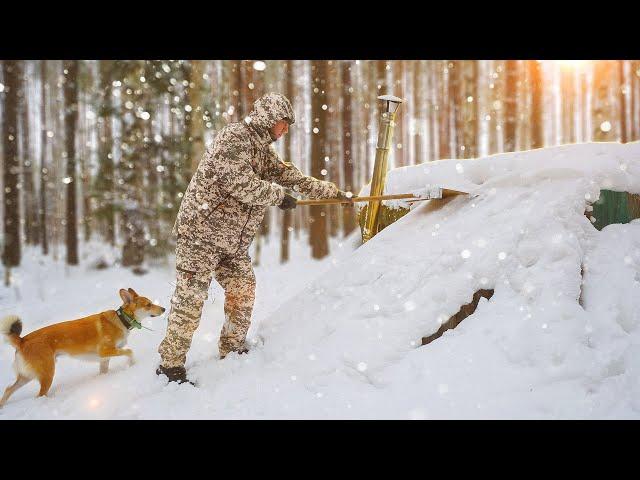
[173,93,339,256]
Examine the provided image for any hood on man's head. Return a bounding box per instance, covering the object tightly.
[247,93,296,133]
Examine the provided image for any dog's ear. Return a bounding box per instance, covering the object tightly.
[119,289,134,304]
[127,288,139,298]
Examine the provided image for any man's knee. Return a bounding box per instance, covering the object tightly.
[224,279,256,311]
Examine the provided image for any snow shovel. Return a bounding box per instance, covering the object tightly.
[296,187,471,206]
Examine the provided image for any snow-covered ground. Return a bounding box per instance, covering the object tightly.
[2,142,640,419]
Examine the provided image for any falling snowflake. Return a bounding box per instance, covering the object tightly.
[600,121,612,133]
[461,249,471,259]
[357,362,367,372]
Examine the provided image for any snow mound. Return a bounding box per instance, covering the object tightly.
[2,142,640,419]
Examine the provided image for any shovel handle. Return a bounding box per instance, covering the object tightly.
[296,193,417,206]
[295,190,468,206]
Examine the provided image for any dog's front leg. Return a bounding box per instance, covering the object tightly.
[99,359,110,374]
[98,346,135,367]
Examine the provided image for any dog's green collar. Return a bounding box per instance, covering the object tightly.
[116,307,142,330]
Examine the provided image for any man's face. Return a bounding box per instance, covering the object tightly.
[269,119,289,140]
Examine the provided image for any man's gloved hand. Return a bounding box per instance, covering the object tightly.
[279,193,298,210]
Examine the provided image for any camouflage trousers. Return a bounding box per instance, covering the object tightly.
[158,236,256,368]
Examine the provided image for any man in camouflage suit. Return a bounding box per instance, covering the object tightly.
[156,92,349,384]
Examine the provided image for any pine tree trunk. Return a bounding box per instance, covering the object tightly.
[438,61,451,159]
[428,61,439,160]
[2,60,22,282]
[341,60,357,236]
[310,61,329,259]
[225,60,241,123]
[20,62,38,246]
[51,61,63,261]
[327,60,340,238]
[79,67,92,243]
[561,67,575,144]
[280,61,293,263]
[39,60,49,256]
[450,61,463,159]
[63,60,79,265]
[98,60,115,246]
[412,60,424,164]
[463,61,479,159]
[592,61,615,142]
[619,60,628,143]
[504,60,519,153]
[529,60,544,149]
[392,60,405,167]
[234,60,244,121]
[188,60,206,174]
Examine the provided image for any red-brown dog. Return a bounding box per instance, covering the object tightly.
[0,288,164,407]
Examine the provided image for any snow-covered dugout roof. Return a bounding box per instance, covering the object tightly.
[359,142,640,209]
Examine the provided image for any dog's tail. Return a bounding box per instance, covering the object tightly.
[0,315,22,349]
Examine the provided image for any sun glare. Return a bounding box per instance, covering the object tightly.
[556,60,589,70]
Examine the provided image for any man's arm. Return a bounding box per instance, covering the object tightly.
[264,146,339,200]
[206,130,285,206]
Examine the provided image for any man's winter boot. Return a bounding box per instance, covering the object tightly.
[156,365,195,386]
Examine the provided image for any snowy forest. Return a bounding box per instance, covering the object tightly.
[1,60,639,283]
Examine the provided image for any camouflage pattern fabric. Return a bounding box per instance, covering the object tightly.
[159,93,339,368]
[158,236,256,366]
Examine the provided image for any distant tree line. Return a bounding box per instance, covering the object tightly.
[1,60,638,284]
